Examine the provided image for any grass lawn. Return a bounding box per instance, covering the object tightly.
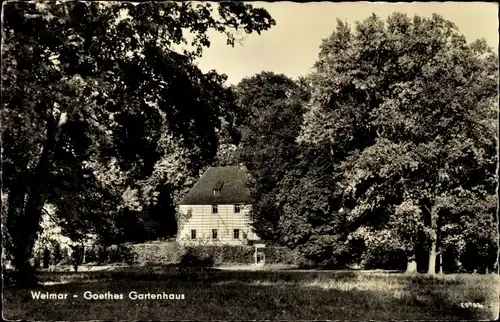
[3,266,499,320]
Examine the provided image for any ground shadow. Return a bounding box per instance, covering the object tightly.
[32,265,361,285]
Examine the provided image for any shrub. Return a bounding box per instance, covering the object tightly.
[96,245,108,264]
[296,235,354,268]
[106,245,138,264]
[343,233,409,270]
[361,246,408,270]
[84,246,99,263]
[33,252,41,269]
[89,242,302,267]
[180,245,302,266]
[130,242,182,265]
[211,245,254,264]
[52,242,63,265]
[264,247,303,265]
[179,247,215,267]
[460,240,497,273]
[70,246,85,271]
[88,244,139,265]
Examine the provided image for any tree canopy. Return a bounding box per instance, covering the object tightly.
[233,72,311,241]
[2,4,497,280]
[296,13,498,272]
[1,0,275,285]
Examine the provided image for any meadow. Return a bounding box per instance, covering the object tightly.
[3,266,498,320]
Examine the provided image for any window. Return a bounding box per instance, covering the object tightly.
[191,230,196,240]
[233,229,239,239]
[212,205,218,214]
[212,229,218,239]
[234,204,241,213]
[213,189,220,195]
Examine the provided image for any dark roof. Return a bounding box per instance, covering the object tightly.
[179,166,250,205]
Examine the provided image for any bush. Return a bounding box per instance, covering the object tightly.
[84,246,99,263]
[296,235,354,269]
[70,246,85,269]
[106,245,138,264]
[360,246,408,270]
[180,245,302,266]
[459,241,497,273]
[212,245,254,265]
[84,242,302,267]
[96,246,108,264]
[33,253,41,269]
[130,242,182,265]
[87,244,139,265]
[179,247,215,267]
[179,246,253,265]
[264,247,303,265]
[52,243,63,265]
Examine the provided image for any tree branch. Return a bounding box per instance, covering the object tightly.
[41,206,60,225]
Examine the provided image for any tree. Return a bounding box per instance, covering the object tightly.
[213,85,245,166]
[438,192,497,273]
[1,1,275,285]
[234,72,310,241]
[297,13,498,273]
[274,146,351,267]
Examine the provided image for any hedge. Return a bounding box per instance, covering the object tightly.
[81,242,303,266]
[172,245,304,266]
[182,245,254,265]
[84,245,139,265]
[129,242,182,265]
[263,246,303,265]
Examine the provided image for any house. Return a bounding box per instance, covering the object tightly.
[177,165,260,245]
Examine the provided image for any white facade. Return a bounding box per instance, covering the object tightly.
[177,204,259,245]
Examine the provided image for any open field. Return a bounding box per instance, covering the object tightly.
[3,267,499,320]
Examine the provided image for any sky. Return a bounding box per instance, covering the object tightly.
[193,2,499,85]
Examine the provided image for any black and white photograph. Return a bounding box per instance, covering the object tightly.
[1,1,499,320]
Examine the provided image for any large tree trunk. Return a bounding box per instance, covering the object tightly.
[423,201,439,275]
[9,201,39,286]
[428,239,437,274]
[10,165,50,285]
[438,251,443,274]
[11,249,39,287]
[6,110,63,285]
[406,256,417,273]
[427,216,438,275]
[43,247,50,269]
[8,200,45,286]
[5,180,39,286]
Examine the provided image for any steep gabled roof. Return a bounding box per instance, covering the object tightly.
[179,166,250,205]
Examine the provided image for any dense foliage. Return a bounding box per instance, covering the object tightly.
[231,14,497,272]
[2,3,496,279]
[234,72,311,240]
[1,1,274,284]
[294,13,498,272]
